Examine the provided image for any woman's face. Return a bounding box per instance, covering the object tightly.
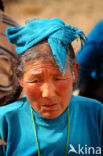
[19,59,78,119]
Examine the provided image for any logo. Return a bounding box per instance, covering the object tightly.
[68,144,101,155]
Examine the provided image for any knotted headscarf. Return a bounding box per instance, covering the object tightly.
[6,18,86,74]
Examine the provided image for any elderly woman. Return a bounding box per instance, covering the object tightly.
[0,18,103,156]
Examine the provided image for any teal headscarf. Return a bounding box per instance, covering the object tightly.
[6,18,86,74]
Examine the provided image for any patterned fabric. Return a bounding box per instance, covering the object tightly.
[0,10,21,105]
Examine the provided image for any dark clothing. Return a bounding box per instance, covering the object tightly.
[76,20,103,103]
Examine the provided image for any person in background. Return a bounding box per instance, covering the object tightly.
[0,18,102,156]
[76,20,103,103]
[0,0,22,106]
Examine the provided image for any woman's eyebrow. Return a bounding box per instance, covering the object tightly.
[28,74,43,79]
[53,72,64,77]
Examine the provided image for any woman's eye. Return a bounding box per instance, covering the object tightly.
[55,78,61,80]
[28,79,41,83]
[29,79,39,83]
[33,80,39,83]
[55,77,67,81]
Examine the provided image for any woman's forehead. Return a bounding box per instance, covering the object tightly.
[24,59,63,75]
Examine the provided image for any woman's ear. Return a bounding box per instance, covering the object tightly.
[18,76,23,87]
[72,62,79,83]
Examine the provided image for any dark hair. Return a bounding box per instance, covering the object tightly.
[0,0,4,11]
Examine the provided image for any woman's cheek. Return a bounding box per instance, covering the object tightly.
[23,83,41,98]
[56,79,73,95]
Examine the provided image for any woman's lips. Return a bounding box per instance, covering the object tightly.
[41,104,58,110]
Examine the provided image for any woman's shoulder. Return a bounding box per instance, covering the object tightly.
[71,95,103,112]
[0,96,27,118]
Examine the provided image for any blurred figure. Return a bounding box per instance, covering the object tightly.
[76,20,103,103]
[0,0,22,106]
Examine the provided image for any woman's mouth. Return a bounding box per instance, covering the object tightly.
[41,104,58,110]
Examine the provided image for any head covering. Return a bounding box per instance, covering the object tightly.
[6,18,86,74]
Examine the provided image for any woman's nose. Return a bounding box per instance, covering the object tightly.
[41,82,56,98]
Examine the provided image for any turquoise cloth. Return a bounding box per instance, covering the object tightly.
[0,95,103,156]
[6,18,86,74]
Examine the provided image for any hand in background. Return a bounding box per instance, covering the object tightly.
[0,139,7,146]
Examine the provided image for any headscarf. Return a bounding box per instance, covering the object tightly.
[6,17,86,74]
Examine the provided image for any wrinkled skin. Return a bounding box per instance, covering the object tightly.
[18,59,78,119]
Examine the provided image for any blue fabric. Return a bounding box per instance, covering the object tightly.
[76,20,103,84]
[0,95,103,156]
[6,18,86,74]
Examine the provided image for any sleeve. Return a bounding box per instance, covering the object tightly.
[97,103,103,155]
[0,140,4,156]
[0,110,8,156]
[0,110,3,154]
[100,106,103,155]
[76,20,103,85]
